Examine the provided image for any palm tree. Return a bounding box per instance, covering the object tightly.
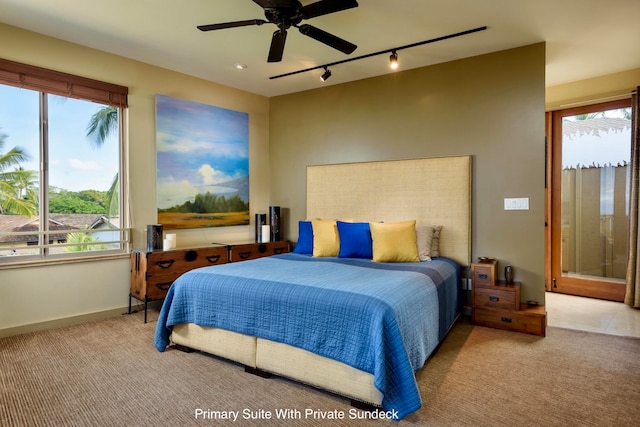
[86,106,119,217]
[65,227,106,252]
[570,112,605,121]
[86,106,118,148]
[0,130,38,216]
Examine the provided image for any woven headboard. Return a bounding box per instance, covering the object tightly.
[306,156,471,266]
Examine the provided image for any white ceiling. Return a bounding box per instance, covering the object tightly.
[1,0,639,97]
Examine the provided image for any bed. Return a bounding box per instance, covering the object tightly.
[154,156,472,420]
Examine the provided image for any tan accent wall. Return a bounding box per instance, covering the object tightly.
[546,68,640,111]
[0,23,269,334]
[269,43,546,304]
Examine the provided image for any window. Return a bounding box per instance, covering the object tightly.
[0,59,129,264]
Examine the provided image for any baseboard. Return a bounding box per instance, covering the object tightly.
[0,304,145,339]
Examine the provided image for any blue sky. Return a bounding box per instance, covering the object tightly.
[155,94,249,209]
[0,85,118,192]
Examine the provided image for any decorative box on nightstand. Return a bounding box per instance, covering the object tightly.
[471,258,497,287]
[471,259,546,337]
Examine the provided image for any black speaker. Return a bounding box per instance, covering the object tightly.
[147,224,163,252]
[269,206,281,242]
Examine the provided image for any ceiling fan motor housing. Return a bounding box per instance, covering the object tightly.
[198,0,359,62]
[264,0,304,29]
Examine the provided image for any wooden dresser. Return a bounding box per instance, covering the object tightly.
[227,241,290,262]
[129,241,290,322]
[471,259,547,337]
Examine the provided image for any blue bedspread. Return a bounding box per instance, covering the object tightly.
[154,253,460,420]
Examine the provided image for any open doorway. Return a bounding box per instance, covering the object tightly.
[547,99,632,301]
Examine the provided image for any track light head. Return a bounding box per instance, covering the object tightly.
[389,51,398,70]
[320,67,332,82]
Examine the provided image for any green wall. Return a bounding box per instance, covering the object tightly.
[269,43,547,304]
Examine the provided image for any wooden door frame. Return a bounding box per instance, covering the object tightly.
[545,111,552,292]
[546,99,630,301]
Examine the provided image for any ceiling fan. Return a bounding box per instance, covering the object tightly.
[197,0,359,62]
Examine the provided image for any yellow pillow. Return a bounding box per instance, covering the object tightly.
[312,219,340,257]
[369,220,420,263]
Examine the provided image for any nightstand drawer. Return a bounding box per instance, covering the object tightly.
[144,280,174,300]
[230,241,289,262]
[471,260,497,287]
[474,285,520,310]
[473,307,546,336]
[146,247,228,275]
[130,246,228,302]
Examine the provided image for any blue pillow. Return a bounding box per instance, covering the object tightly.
[293,220,313,254]
[337,221,373,259]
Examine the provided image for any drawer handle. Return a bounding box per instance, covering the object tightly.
[206,254,221,263]
[258,244,267,253]
[156,282,172,291]
[478,273,488,279]
[501,317,512,324]
[156,260,174,269]
[238,251,252,259]
[185,250,198,262]
[274,247,285,254]
[489,296,500,302]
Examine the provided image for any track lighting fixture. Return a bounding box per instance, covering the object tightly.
[389,51,398,69]
[320,67,332,82]
[269,26,488,81]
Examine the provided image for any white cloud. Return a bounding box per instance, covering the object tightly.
[198,164,226,185]
[157,132,247,158]
[157,176,199,209]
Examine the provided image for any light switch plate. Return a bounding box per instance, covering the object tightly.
[504,197,529,210]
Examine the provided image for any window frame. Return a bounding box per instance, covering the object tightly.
[0,59,130,268]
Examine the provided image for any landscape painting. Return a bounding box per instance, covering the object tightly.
[155,94,249,229]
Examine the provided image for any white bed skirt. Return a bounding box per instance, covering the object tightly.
[171,323,383,406]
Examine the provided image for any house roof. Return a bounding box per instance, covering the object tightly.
[0,214,118,244]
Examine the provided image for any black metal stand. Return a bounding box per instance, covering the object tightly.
[128,293,150,323]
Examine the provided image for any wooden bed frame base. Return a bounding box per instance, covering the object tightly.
[170,322,384,406]
[174,341,382,411]
[244,365,272,379]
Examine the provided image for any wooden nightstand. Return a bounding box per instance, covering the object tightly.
[129,241,290,322]
[471,259,546,337]
[130,245,228,322]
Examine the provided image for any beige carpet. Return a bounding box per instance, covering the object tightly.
[1,312,638,426]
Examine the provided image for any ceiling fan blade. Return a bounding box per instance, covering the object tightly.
[252,0,274,8]
[299,0,358,20]
[197,19,266,31]
[268,29,287,62]
[298,24,357,54]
